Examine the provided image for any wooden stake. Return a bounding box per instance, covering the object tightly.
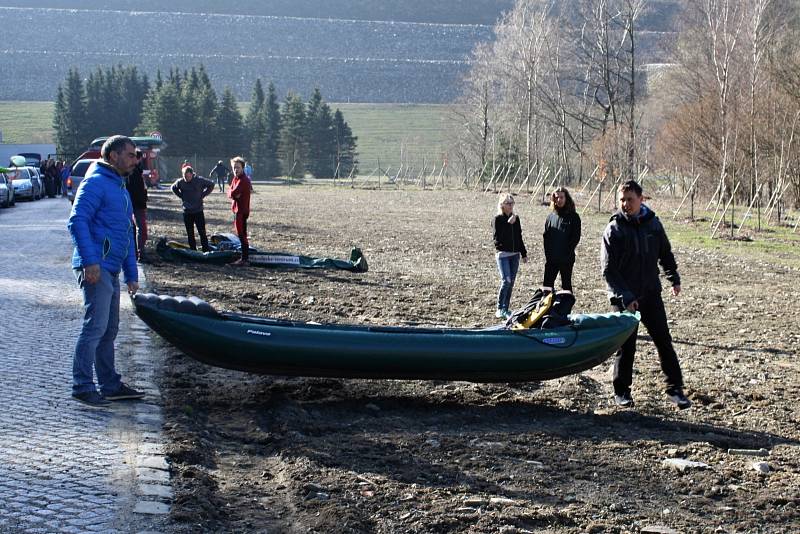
[711,181,741,238]
[672,174,700,220]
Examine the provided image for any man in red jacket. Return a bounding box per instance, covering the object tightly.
[228,156,251,266]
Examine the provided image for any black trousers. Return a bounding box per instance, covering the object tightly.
[543,260,574,291]
[612,293,683,394]
[183,211,210,252]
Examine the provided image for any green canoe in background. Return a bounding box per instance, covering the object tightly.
[155,235,368,272]
[132,293,639,382]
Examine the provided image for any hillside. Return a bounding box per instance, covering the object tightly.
[0,2,682,104]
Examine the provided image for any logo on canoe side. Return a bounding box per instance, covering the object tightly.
[247,329,272,337]
[542,337,566,345]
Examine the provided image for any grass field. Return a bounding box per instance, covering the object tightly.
[0,100,450,170]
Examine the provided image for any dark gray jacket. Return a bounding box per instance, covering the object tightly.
[171,176,214,213]
[600,205,680,307]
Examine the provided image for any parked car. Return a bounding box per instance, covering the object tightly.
[14,152,42,168]
[66,159,97,204]
[0,172,14,207]
[27,167,45,200]
[11,167,42,201]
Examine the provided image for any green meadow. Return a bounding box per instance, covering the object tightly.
[0,101,450,169]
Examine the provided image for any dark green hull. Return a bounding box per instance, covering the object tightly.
[133,294,639,382]
[155,237,368,272]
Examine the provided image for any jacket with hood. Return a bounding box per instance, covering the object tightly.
[493,213,527,258]
[68,161,138,283]
[600,205,679,307]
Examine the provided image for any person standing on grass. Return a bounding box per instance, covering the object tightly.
[493,193,528,319]
[67,135,145,408]
[542,187,581,293]
[209,160,229,193]
[228,156,251,266]
[171,165,215,252]
[126,150,148,262]
[601,179,691,410]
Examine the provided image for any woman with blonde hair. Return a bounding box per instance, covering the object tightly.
[542,186,581,292]
[492,193,528,319]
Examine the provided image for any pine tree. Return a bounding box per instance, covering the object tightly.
[138,83,184,153]
[179,70,202,156]
[280,93,307,179]
[53,68,88,158]
[305,88,336,177]
[263,82,282,177]
[249,106,269,178]
[333,109,358,178]
[217,87,246,158]
[244,79,266,158]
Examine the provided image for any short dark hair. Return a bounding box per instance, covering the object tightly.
[618,180,643,196]
[101,135,134,161]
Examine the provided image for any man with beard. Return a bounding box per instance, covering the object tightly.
[67,135,145,407]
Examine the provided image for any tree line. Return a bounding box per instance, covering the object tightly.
[53,64,358,178]
[451,0,799,224]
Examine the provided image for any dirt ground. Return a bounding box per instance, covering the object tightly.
[140,181,800,533]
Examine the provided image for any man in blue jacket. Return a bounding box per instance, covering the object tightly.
[67,135,145,407]
[601,180,691,410]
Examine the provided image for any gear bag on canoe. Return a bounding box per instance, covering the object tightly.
[506,289,576,330]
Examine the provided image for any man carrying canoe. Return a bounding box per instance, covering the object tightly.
[601,180,691,410]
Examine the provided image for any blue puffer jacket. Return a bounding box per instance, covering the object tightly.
[68,161,138,283]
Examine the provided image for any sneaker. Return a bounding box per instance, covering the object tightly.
[666,388,692,410]
[614,391,635,408]
[502,310,512,320]
[231,259,250,266]
[495,309,506,319]
[72,391,111,408]
[104,383,146,401]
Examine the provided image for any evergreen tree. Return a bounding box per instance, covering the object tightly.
[179,70,202,156]
[249,106,269,178]
[244,78,266,158]
[280,93,307,178]
[263,82,282,177]
[119,66,149,136]
[52,68,88,157]
[217,87,246,158]
[333,109,358,178]
[138,83,184,153]
[305,88,336,177]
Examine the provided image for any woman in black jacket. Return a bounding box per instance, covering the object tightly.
[493,193,528,319]
[542,187,581,292]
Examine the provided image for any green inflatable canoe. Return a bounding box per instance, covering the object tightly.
[132,293,639,382]
[155,236,368,272]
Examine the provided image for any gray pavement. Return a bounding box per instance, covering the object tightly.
[0,198,174,533]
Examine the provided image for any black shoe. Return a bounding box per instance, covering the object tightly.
[105,383,146,401]
[72,391,111,408]
[666,388,692,410]
[614,391,634,408]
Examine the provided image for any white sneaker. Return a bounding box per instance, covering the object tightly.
[495,309,506,318]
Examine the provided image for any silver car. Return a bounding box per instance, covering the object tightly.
[11,167,41,201]
[0,172,15,207]
[66,159,97,204]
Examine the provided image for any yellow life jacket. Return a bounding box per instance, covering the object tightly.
[511,291,554,330]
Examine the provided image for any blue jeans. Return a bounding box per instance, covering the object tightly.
[496,253,520,311]
[72,268,122,396]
